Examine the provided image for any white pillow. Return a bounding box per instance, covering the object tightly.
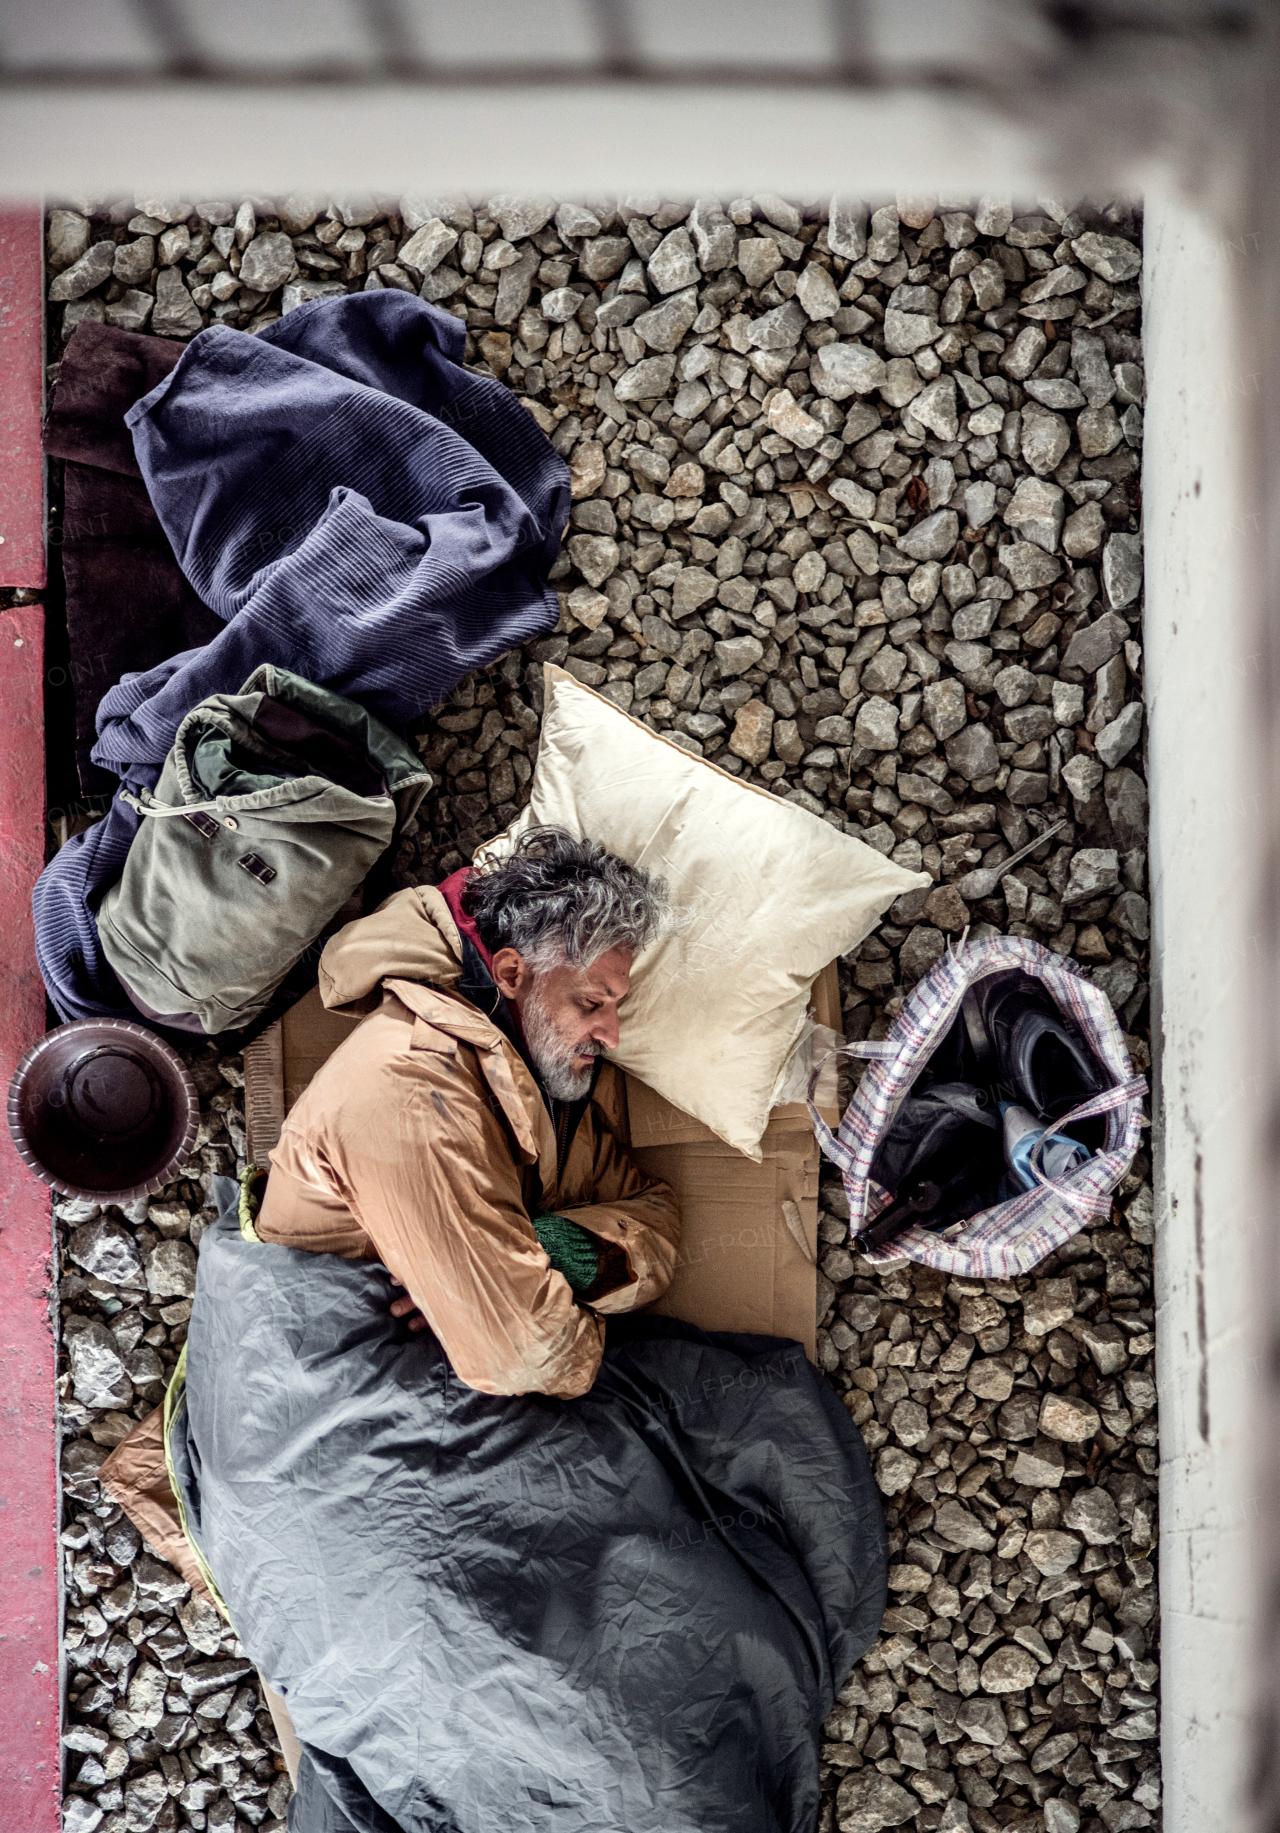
[477,666,929,1160]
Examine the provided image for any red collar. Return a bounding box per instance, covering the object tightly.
[437,867,528,1046]
[438,867,490,968]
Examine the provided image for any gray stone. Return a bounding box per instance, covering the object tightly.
[48,240,116,301]
[898,510,958,563]
[615,355,677,402]
[1063,612,1128,673]
[909,376,958,440]
[767,388,824,451]
[975,195,1014,235]
[1024,373,1086,407]
[981,1644,1041,1693]
[541,286,585,324]
[1106,766,1148,850]
[884,309,939,357]
[146,1239,197,1299]
[68,1216,145,1286]
[1063,1485,1122,1545]
[900,925,946,982]
[490,195,556,242]
[860,647,906,695]
[1078,404,1123,457]
[66,1319,132,1409]
[105,289,155,333]
[811,342,885,399]
[923,678,967,741]
[567,534,620,588]
[493,246,540,325]
[945,723,999,782]
[578,236,632,283]
[1007,770,1049,806]
[1024,1528,1082,1574]
[277,193,325,234]
[281,279,347,316]
[112,235,155,285]
[854,696,900,752]
[994,663,1035,708]
[1040,1391,1102,1441]
[969,257,1007,311]
[737,236,782,289]
[828,197,866,261]
[1001,325,1047,380]
[1009,1436,1065,1488]
[63,1800,104,1833]
[399,218,458,276]
[748,300,808,350]
[1065,847,1120,903]
[672,567,718,616]
[967,1358,1015,1401]
[1071,232,1143,283]
[240,230,296,293]
[147,266,202,337]
[1104,532,1143,608]
[795,262,840,321]
[634,288,698,352]
[1063,500,1106,558]
[998,1391,1042,1441]
[828,478,877,519]
[715,636,764,677]
[835,1767,918,1831]
[964,480,998,528]
[866,204,900,263]
[688,198,735,271]
[1000,541,1062,590]
[1096,700,1143,768]
[957,1698,1008,1746]
[1004,477,1065,552]
[47,208,91,271]
[1021,407,1071,476]
[648,226,700,294]
[934,1499,996,1551]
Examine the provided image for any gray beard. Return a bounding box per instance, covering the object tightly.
[523,982,605,1102]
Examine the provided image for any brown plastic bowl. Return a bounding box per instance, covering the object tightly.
[8,1019,200,1203]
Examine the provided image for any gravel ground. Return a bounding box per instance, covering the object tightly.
[48,189,1157,1833]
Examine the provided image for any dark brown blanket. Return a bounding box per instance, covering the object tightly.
[46,323,224,793]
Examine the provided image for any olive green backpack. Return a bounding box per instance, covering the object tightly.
[97,665,430,1036]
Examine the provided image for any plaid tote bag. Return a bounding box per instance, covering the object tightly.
[807,934,1147,1278]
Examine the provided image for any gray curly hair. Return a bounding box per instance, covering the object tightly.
[465,826,670,971]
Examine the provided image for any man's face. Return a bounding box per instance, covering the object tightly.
[491,944,632,1101]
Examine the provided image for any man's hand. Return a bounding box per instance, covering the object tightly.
[388,1275,429,1333]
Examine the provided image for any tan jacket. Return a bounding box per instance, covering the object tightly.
[256,886,681,1399]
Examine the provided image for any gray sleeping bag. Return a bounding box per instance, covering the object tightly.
[172,1189,887,1833]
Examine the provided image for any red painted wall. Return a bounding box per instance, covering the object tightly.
[0,208,46,590]
[0,206,60,1830]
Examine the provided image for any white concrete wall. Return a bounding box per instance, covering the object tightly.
[1142,189,1264,1832]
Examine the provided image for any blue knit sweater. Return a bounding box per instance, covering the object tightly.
[34,293,569,1025]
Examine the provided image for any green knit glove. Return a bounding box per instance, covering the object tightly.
[531,1213,602,1297]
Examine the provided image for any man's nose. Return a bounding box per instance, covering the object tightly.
[592,1008,620,1051]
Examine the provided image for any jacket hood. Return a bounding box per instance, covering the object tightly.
[318,885,463,1016]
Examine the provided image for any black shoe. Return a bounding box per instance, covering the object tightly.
[969,970,1109,1120]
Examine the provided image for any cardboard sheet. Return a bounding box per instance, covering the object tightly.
[242,966,843,1359]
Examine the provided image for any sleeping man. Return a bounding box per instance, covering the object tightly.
[254,823,683,1395]
[103,825,885,1833]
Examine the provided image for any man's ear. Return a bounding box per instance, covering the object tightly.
[490,947,526,1002]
